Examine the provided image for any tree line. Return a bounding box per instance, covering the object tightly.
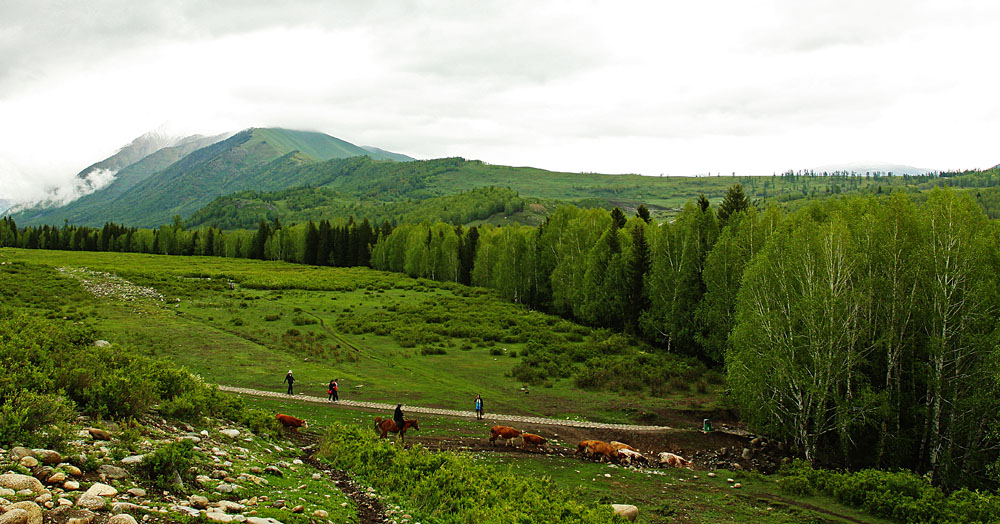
[0,215,387,268]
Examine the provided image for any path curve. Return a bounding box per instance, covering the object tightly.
[217,385,672,432]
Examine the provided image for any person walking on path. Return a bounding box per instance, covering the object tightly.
[283,370,295,395]
[475,394,484,420]
[393,403,405,431]
[328,379,339,402]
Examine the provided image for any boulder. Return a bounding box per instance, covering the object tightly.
[0,509,29,524]
[32,449,62,464]
[84,482,117,497]
[8,447,34,461]
[97,465,127,480]
[0,474,44,494]
[189,495,209,510]
[74,494,106,511]
[611,504,638,522]
[31,466,52,482]
[19,456,39,468]
[5,502,43,524]
[86,428,111,441]
[63,481,80,491]
[107,515,137,524]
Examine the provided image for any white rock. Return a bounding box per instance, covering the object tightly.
[220,429,241,438]
[611,504,638,522]
[0,508,29,524]
[121,455,144,465]
[0,474,44,494]
[108,515,138,524]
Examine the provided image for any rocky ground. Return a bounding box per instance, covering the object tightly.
[0,416,400,524]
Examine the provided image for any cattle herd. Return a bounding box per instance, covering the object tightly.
[274,413,693,470]
[490,425,692,469]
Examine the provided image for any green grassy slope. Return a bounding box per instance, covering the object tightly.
[183,157,1000,229]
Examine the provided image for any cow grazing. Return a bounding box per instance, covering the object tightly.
[610,441,638,452]
[658,451,693,469]
[275,413,307,433]
[617,448,648,466]
[489,426,522,446]
[576,440,620,462]
[521,433,547,449]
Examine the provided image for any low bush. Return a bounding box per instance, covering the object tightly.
[140,439,200,491]
[318,424,618,524]
[778,460,1000,524]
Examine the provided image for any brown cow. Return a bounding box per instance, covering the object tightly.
[521,433,547,449]
[489,426,522,446]
[576,440,620,462]
[610,441,638,452]
[275,414,307,433]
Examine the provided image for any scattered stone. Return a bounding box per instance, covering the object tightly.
[246,517,284,524]
[290,505,304,514]
[120,455,144,465]
[220,429,240,438]
[741,448,753,460]
[249,467,263,474]
[108,515,138,524]
[7,501,43,524]
[206,513,233,523]
[611,504,638,522]
[93,340,111,348]
[126,488,146,498]
[47,472,67,484]
[733,482,743,489]
[57,498,73,506]
[0,509,29,524]
[270,500,285,509]
[210,470,228,479]
[0,487,14,497]
[216,501,244,513]
[111,502,144,515]
[97,465,127,480]
[33,449,62,464]
[263,466,282,477]
[290,459,302,465]
[63,481,80,491]
[189,495,209,509]
[169,505,200,517]
[707,472,716,477]
[65,466,82,478]
[9,447,34,461]
[86,428,111,441]
[19,456,39,468]
[215,483,235,494]
[34,493,52,504]
[195,475,212,485]
[86,482,118,497]
[310,473,321,480]
[0,473,44,494]
[311,510,328,519]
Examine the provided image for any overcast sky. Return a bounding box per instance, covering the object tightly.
[1,0,999,202]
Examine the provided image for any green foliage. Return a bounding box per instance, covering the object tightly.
[140,439,200,491]
[318,423,617,524]
[779,460,1000,524]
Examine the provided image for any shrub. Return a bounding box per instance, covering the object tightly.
[292,315,317,326]
[140,439,199,490]
[264,314,280,321]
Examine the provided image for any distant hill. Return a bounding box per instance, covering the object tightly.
[11,128,412,227]
[812,162,936,176]
[0,199,11,215]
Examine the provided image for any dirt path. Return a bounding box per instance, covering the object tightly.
[217,385,672,431]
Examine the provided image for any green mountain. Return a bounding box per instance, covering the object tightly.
[12,128,411,228]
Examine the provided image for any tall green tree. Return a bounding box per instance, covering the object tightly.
[717,183,751,226]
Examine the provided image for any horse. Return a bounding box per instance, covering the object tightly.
[374,416,420,442]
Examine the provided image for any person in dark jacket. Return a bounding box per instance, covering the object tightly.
[393,404,405,431]
[328,379,339,403]
[284,370,295,395]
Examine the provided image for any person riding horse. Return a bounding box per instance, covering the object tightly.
[393,404,405,432]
